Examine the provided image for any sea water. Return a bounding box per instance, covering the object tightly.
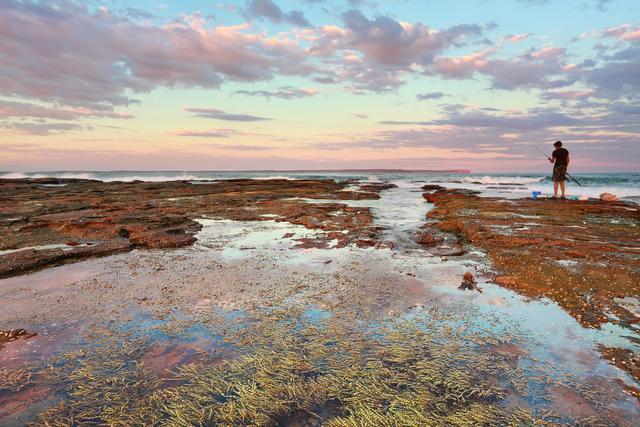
[2,171,639,202]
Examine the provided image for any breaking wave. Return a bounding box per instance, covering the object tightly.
[1,171,638,200]
[0,172,203,182]
[460,176,545,185]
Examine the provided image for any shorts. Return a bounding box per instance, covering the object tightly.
[553,165,567,182]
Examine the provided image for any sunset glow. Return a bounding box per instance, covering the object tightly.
[1,0,638,172]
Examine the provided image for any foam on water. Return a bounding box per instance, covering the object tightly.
[3,171,638,200]
[460,175,546,185]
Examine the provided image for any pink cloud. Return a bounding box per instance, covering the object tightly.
[620,29,640,41]
[543,89,596,100]
[503,33,530,43]
[426,45,571,90]
[602,24,640,41]
[431,49,493,79]
[0,1,310,111]
[530,46,565,59]
[307,10,486,91]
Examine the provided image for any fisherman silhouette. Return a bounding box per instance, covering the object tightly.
[548,141,569,199]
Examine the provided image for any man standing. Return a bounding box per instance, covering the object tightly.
[548,140,569,199]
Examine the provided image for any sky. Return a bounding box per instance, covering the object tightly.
[0,0,638,172]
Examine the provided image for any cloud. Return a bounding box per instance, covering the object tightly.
[172,129,240,138]
[124,7,155,21]
[416,92,445,100]
[307,125,526,158]
[542,89,596,100]
[203,143,275,151]
[429,49,494,79]
[246,0,311,27]
[184,108,272,121]
[602,24,640,42]
[0,0,311,112]
[517,0,617,10]
[1,121,89,135]
[580,44,640,100]
[233,86,319,99]
[306,10,485,91]
[595,0,615,11]
[432,109,583,131]
[427,45,571,90]
[503,33,530,43]
[335,10,483,66]
[0,100,134,120]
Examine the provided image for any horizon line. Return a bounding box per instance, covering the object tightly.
[2,169,640,175]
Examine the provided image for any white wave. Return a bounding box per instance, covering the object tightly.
[460,175,545,185]
[0,172,30,179]
[253,175,294,180]
[0,172,98,180]
[100,174,203,182]
[0,172,203,182]
[47,172,96,180]
[388,180,415,189]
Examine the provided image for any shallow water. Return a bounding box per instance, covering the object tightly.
[1,180,639,424]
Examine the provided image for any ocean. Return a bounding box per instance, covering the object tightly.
[1,171,639,202]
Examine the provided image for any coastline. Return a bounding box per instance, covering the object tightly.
[1,176,639,424]
[421,186,640,391]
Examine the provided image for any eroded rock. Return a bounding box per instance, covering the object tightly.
[418,187,640,383]
[0,178,381,277]
[413,228,445,246]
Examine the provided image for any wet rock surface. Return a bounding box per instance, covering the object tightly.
[421,187,640,385]
[0,178,380,278]
[459,272,482,293]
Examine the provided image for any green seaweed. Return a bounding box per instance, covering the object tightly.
[31,308,597,426]
[0,366,36,394]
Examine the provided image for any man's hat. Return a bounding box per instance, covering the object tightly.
[554,140,562,147]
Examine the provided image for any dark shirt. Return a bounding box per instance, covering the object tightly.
[552,148,569,167]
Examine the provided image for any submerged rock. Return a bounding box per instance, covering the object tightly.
[421,184,443,191]
[458,272,482,293]
[430,244,467,257]
[413,228,445,246]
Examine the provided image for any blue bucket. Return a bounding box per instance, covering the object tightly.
[532,191,542,199]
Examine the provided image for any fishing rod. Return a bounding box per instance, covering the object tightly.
[533,145,583,186]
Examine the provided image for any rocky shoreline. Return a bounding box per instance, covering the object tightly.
[0,178,389,278]
[419,185,640,390]
[1,177,639,423]
[2,178,640,401]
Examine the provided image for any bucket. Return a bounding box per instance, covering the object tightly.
[532,191,542,199]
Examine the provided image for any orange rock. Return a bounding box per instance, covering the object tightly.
[413,229,444,246]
